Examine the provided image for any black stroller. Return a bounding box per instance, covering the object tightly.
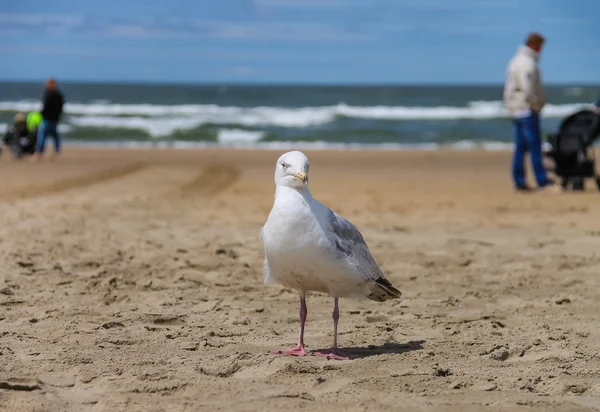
[544,109,600,191]
[2,122,37,160]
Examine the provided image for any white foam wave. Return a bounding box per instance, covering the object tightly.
[336,101,590,120]
[69,116,267,141]
[0,101,333,128]
[0,100,593,127]
[58,124,75,134]
[217,129,265,144]
[564,87,584,96]
[69,115,205,138]
[0,122,72,134]
[67,112,324,137]
[64,139,533,152]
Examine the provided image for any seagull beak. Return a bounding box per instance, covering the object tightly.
[293,171,308,184]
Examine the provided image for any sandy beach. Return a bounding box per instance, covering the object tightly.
[1,148,599,412]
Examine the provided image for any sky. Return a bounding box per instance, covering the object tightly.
[1,0,598,84]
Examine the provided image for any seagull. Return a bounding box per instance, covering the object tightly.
[260,151,402,360]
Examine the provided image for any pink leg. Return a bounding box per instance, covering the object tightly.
[272,296,308,356]
[314,297,349,360]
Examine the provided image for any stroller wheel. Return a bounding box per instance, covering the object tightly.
[10,145,22,160]
[572,177,585,191]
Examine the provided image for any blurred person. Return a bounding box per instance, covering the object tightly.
[503,32,556,192]
[32,77,65,162]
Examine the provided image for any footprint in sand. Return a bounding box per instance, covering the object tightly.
[232,357,289,380]
[308,376,353,397]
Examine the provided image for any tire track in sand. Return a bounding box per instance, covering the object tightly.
[4,163,146,201]
[178,164,241,197]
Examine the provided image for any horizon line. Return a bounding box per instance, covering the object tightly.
[1,78,599,88]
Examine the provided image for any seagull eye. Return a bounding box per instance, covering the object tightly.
[280,162,288,169]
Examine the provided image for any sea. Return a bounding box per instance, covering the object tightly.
[1,82,598,151]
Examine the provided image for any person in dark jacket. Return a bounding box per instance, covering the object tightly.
[32,77,65,162]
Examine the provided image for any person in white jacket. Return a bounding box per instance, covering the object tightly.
[503,32,555,192]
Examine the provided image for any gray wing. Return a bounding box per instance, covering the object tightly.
[325,208,384,282]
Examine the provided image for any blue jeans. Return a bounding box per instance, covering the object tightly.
[37,119,61,154]
[511,112,550,188]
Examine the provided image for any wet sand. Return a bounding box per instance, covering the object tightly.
[1,148,599,412]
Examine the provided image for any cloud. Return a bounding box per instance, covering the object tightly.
[231,66,256,76]
[0,12,371,42]
[253,0,346,9]
[0,12,83,26]
[0,44,393,63]
[540,16,590,26]
[434,22,524,35]
[195,21,372,41]
[0,12,83,35]
[397,0,518,11]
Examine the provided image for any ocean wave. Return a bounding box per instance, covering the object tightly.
[217,129,265,144]
[563,87,585,96]
[0,122,73,135]
[68,116,269,138]
[58,124,75,134]
[63,139,529,152]
[0,101,333,128]
[0,100,592,128]
[336,101,589,120]
[68,115,205,137]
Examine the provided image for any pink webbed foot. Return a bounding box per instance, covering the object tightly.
[271,345,307,357]
[313,349,349,361]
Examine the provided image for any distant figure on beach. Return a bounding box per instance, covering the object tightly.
[503,32,555,192]
[32,77,65,162]
[593,98,600,113]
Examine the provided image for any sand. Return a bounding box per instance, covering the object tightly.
[1,148,599,412]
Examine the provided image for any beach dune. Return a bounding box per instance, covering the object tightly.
[1,148,599,412]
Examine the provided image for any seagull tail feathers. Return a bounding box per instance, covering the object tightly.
[367,277,402,302]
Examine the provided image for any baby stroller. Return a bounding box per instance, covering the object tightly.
[10,132,37,159]
[1,112,38,160]
[544,109,600,191]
